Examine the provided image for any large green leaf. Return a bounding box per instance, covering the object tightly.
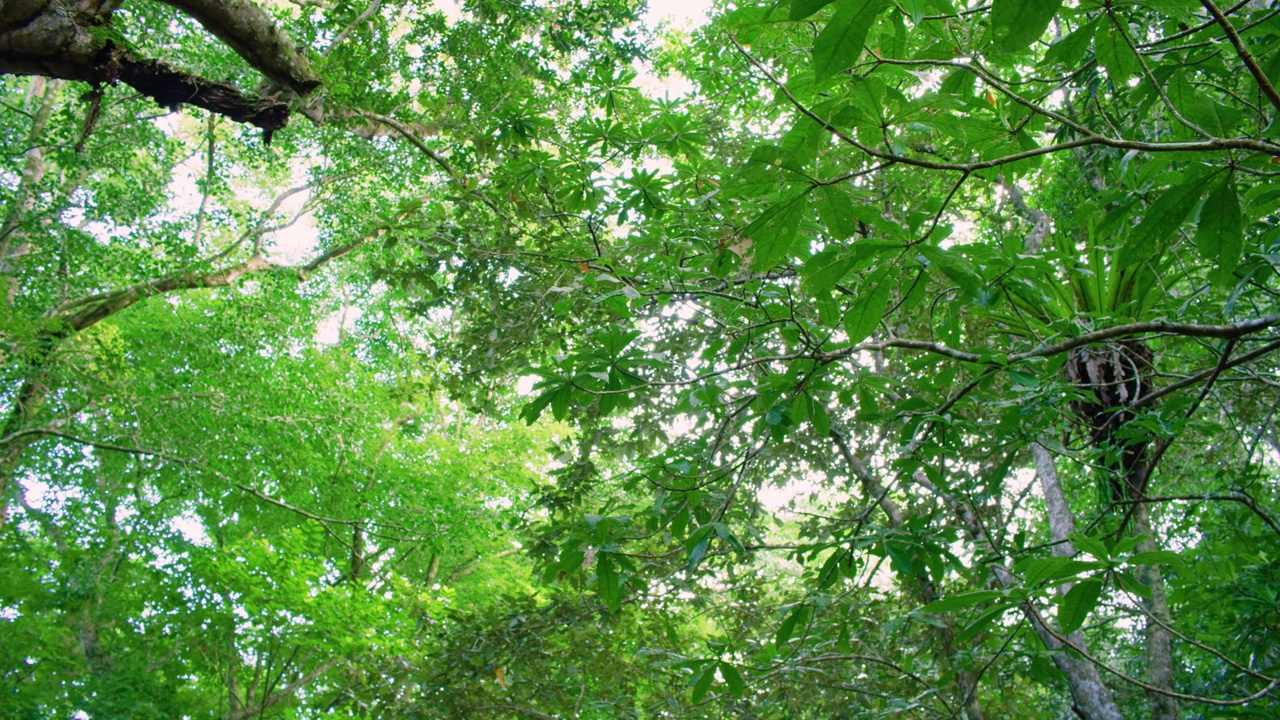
[1118,172,1217,269]
[1167,73,1243,136]
[790,0,840,21]
[801,249,857,296]
[1094,25,1138,85]
[843,271,893,344]
[1057,578,1103,634]
[776,604,812,647]
[990,0,1062,52]
[691,664,716,703]
[1195,175,1243,285]
[743,191,810,270]
[720,662,745,697]
[1040,17,1099,68]
[812,0,887,81]
[1016,557,1104,587]
[919,590,1004,613]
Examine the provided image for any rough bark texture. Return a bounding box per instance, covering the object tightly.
[155,0,319,94]
[1030,443,1127,720]
[0,0,318,136]
[110,51,293,136]
[1064,337,1181,717]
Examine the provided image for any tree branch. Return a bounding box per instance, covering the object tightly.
[155,0,320,95]
[1200,0,1280,114]
[730,36,1280,166]
[221,658,339,720]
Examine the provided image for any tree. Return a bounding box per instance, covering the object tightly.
[4,0,1280,718]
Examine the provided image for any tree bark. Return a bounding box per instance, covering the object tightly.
[1132,499,1181,720]
[155,0,319,95]
[1030,442,1126,720]
[0,76,59,302]
[0,0,318,135]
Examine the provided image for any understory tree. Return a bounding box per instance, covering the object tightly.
[3,1,1280,719]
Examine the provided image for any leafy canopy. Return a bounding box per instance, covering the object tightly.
[3,0,1280,718]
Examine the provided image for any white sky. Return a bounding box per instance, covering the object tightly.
[643,0,715,29]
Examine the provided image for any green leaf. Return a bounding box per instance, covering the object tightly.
[842,275,892,344]
[1016,557,1103,587]
[790,0,840,21]
[900,0,929,24]
[1094,25,1138,85]
[691,664,716,703]
[1166,73,1242,136]
[597,554,624,613]
[1041,18,1099,69]
[1118,173,1217,269]
[1114,570,1152,600]
[1128,550,1184,567]
[712,522,747,555]
[811,399,831,437]
[801,249,856,296]
[1067,533,1110,561]
[1195,176,1243,285]
[919,590,1003,613]
[956,604,1010,643]
[918,245,988,302]
[1057,578,1103,634]
[719,662,745,697]
[776,604,811,647]
[688,534,712,570]
[812,0,887,81]
[816,184,861,239]
[817,548,846,589]
[686,525,716,568]
[990,0,1062,53]
[743,192,809,271]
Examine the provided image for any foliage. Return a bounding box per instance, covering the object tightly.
[4,0,1280,719]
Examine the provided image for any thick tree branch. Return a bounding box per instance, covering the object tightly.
[0,427,186,461]
[155,0,320,95]
[0,0,318,135]
[0,241,367,527]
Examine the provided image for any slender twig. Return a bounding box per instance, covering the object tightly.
[1138,0,1252,48]
[1114,493,1280,539]
[1135,338,1280,408]
[730,36,1280,164]
[324,0,385,54]
[1107,8,1212,138]
[0,428,185,461]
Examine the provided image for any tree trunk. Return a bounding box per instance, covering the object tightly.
[1132,500,1181,720]
[0,76,59,303]
[1031,443,1126,720]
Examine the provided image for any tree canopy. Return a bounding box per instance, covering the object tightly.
[3,0,1280,718]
